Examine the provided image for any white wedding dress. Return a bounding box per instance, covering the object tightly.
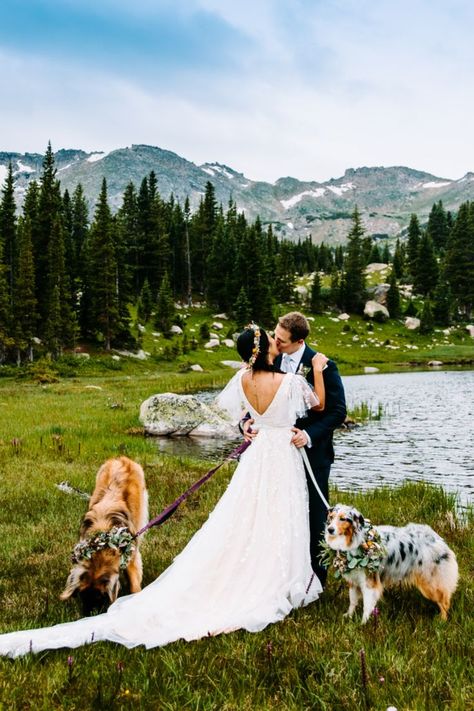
[0,371,321,658]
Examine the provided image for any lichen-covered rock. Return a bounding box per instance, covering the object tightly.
[139,393,236,437]
[405,317,421,330]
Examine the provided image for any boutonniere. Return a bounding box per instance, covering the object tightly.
[296,364,311,378]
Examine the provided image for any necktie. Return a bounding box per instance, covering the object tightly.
[281,354,293,373]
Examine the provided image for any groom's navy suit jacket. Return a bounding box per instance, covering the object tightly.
[275,344,346,581]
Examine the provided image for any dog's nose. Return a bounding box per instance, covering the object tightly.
[327,526,335,535]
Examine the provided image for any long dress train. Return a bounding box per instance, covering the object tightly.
[0,371,321,658]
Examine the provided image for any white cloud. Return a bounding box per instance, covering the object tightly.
[1,1,474,182]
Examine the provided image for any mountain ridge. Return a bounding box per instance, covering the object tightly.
[1,144,472,244]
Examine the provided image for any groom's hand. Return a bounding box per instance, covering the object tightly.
[243,418,257,442]
[291,427,309,448]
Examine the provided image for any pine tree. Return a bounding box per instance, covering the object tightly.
[407,214,421,278]
[43,215,76,356]
[419,300,434,334]
[334,245,344,270]
[137,279,153,323]
[206,215,231,309]
[444,201,474,318]
[85,179,123,349]
[404,299,418,317]
[432,278,452,326]
[0,240,11,362]
[0,162,17,306]
[386,270,401,319]
[154,272,175,335]
[413,232,438,296]
[233,286,252,328]
[427,201,449,253]
[362,236,373,266]
[368,242,382,264]
[342,207,366,313]
[310,271,324,313]
[330,270,343,308]
[36,142,63,325]
[392,239,404,278]
[381,243,391,264]
[71,184,89,283]
[274,240,296,302]
[12,216,38,362]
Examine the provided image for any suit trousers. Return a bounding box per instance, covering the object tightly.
[304,461,330,586]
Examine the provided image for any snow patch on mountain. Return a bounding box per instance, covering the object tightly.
[87,152,110,163]
[280,188,326,209]
[422,181,452,189]
[0,165,8,185]
[15,161,35,174]
[201,163,235,180]
[327,182,355,196]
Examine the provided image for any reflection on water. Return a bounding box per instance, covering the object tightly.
[153,370,474,503]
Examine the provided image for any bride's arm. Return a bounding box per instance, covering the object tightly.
[311,353,329,411]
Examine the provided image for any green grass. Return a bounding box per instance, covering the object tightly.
[0,371,472,709]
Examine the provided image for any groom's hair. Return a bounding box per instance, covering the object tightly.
[278,312,310,342]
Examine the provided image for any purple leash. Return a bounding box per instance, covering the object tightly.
[134,440,251,538]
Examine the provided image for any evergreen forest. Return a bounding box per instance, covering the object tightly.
[0,144,473,364]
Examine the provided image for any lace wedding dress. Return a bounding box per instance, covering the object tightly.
[0,371,321,658]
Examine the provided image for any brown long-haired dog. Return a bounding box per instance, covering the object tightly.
[60,456,148,615]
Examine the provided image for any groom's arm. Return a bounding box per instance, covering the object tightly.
[299,361,346,445]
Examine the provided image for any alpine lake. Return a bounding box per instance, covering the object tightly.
[153,368,474,507]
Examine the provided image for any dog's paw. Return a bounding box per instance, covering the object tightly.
[343,610,355,619]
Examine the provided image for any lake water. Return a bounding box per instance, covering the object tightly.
[153,370,474,504]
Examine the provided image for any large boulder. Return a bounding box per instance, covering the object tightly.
[466,325,474,338]
[365,263,389,274]
[367,283,390,304]
[140,393,236,437]
[364,300,389,320]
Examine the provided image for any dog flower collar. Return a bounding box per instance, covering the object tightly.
[71,526,135,569]
[320,522,387,578]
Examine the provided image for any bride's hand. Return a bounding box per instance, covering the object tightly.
[312,353,329,372]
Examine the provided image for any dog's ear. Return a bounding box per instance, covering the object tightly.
[327,506,335,517]
[60,567,83,601]
[357,513,365,528]
[105,575,120,603]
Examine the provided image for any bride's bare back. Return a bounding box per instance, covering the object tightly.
[241,371,286,415]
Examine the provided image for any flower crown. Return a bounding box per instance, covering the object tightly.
[72,526,135,570]
[245,322,261,368]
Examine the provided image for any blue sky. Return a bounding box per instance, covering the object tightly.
[0,0,473,182]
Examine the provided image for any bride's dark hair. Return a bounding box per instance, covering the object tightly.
[237,326,280,372]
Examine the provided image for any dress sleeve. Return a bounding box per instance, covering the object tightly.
[214,369,247,425]
[288,374,319,419]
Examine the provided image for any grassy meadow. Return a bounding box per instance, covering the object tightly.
[0,300,473,709]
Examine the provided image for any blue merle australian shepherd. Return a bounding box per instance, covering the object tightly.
[324,504,459,623]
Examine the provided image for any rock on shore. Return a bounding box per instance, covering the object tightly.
[140,393,237,437]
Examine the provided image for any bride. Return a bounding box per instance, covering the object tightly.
[0,324,328,658]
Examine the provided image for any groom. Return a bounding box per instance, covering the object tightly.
[244,311,346,586]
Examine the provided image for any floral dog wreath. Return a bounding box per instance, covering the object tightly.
[71,526,135,570]
[320,521,387,578]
